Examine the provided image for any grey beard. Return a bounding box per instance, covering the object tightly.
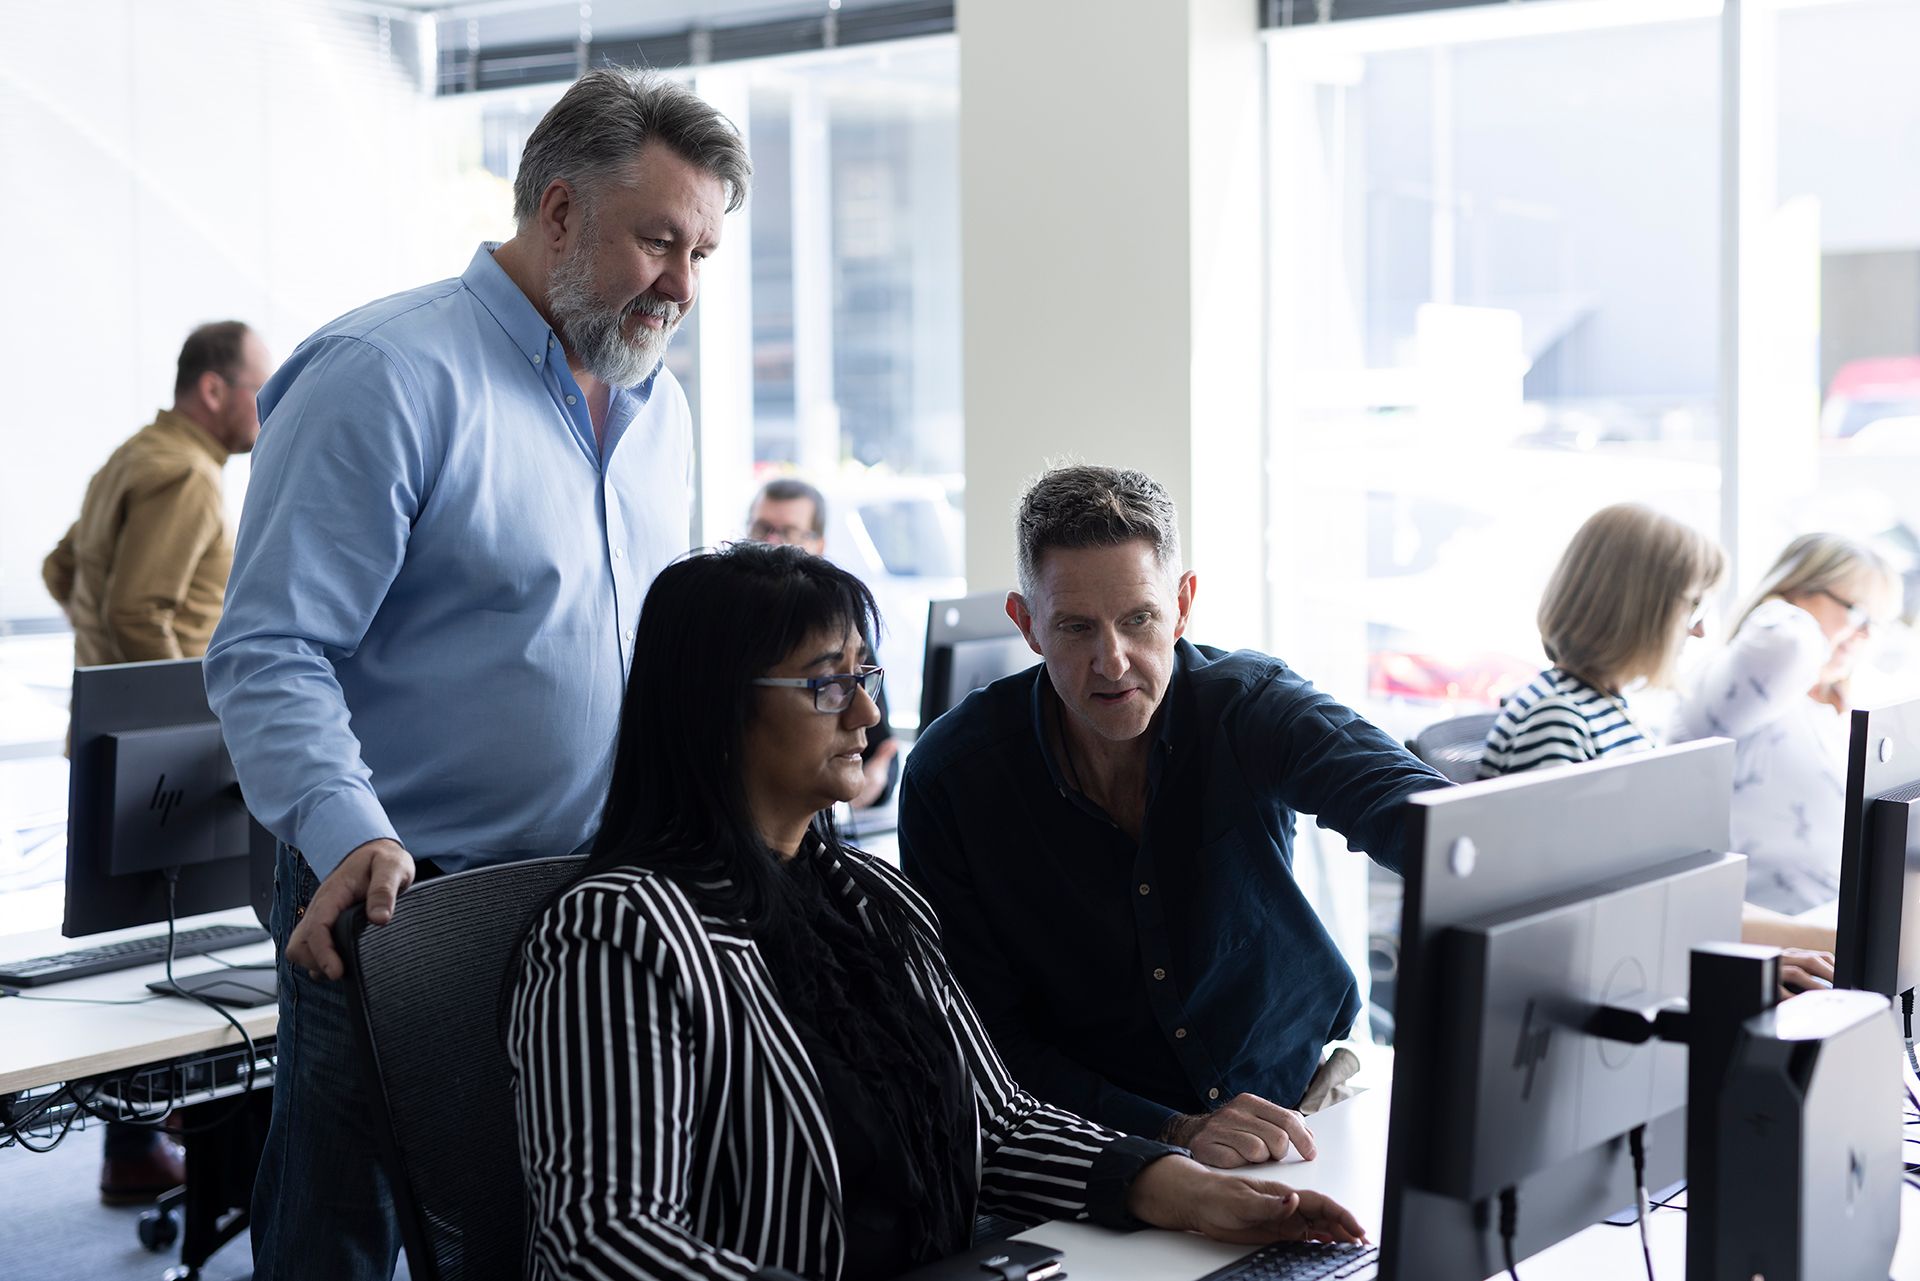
[547,249,681,388]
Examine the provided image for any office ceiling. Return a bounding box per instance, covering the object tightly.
[336,1,914,51]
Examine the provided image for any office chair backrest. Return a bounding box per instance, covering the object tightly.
[335,855,585,1281]
[1408,711,1499,784]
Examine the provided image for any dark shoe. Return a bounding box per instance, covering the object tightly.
[100,1137,186,1205]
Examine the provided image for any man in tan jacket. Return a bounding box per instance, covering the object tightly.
[41,319,271,1202]
[44,321,272,666]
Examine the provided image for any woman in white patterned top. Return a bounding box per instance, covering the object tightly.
[1481,503,1725,779]
[1673,534,1896,914]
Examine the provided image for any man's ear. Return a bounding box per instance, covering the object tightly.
[536,178,585,255]
[197,370,227,412]
[1172,571,1198,641]
[1006,592,1044,657]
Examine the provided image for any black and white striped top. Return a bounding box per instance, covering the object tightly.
[506,844,1162,1281]
[1477,666,1651,778]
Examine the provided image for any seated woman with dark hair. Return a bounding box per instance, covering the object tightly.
[506,542,1364,1281]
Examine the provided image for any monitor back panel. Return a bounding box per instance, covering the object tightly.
[919,591,1035,727]
[1835,699,1920,996]
[65,660,251,938]
[1379,739,1737,1281]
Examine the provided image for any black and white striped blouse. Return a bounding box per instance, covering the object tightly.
[506,844,1167,1281]
[1478,666,1651,778]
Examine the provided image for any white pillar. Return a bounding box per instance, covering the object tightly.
[958,0,1268,648]
[691,65,756,549]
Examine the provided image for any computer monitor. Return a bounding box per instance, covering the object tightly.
[918,591,1039,729]
[65,659,258,939]
[1833,696,1920,1001]
[1377,740,1744,1281]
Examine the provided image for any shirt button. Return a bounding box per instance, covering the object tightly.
[1175,1028,1187,1039]
[532,355,542,365]
[566,394,577,405]
[612,547,623,560]
[1138,883,1151,896]
[1152,967,1166,981]
[1208,1087,1221,1101]
[625,629,636,643]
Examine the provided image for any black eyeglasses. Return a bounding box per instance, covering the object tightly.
[749,520,819,545]
[1815,587,1872,632]
[752,666,884,713]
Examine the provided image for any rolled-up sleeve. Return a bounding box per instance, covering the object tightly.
[204,337,435,879]
[1233,668,1452,875]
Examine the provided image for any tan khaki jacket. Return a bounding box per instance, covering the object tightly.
[42,410,233,665]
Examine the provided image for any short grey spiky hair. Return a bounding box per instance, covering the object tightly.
[1015,465,1182,595]
[512,69,751,228]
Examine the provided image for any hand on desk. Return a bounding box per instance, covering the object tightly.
[286,838,416,982]
[1164,1093,1316,1168]
[1125,1154,1367,1247]
[1778,947,1835,1000]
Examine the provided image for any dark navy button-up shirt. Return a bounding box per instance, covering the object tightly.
[899,639,1450,1139]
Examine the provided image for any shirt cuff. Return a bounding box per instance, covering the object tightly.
[1107,1091,1182,1143]
[297,787,401,881]
[1086,1134,1189,1232]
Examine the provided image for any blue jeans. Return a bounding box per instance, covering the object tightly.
[250,843,402,1280]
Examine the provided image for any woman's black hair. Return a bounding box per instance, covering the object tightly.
[580,540,883,926]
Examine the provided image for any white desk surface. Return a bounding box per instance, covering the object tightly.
[0,907,277,1094]
[1016,1085,1920,1280]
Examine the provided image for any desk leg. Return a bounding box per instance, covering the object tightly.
[160,1087,272,1281]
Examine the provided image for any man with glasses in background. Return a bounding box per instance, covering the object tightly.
[40,319,272,1202]
[746,475,902,808]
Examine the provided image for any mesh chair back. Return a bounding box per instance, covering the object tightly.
[336,856,584,1281]
[1408,711,1499,784]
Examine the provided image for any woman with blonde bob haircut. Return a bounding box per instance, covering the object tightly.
[1480,503,1726,778]
[1675,532,1897,913]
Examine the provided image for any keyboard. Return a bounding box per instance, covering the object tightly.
[1196,1242,1380,1281]
[0,923,271,987]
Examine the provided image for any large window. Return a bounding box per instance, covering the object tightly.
[1266,7,1723,743]
[1263,0,1920,1041]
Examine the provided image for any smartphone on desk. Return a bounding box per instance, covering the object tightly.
[891,1240,1065,1281]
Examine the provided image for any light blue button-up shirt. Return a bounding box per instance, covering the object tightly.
[206,244,693,880]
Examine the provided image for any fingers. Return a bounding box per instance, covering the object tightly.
[1271,1108,1317,1161]
[1193,1131,1259,1169]
[289,892,347,981]
[1792,950,1835,983]
[1211,1095,1317,1162]
[1288,1190,1369,1244]
[364,848,415,926]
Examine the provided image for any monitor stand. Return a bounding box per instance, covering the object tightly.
[149,968,277,1008]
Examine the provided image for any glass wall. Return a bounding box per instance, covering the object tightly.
[1266,9,1723,745]
[1264,0,1920,1040]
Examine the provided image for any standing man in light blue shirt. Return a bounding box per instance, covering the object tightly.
[205,70,750,1280]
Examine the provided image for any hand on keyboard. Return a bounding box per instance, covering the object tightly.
[1125,1154,1368,1248]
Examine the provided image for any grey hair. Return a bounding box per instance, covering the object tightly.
[1015,465,1182,596]
[513,69,751,229]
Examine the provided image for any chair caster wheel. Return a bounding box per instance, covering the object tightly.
[137,1206,179,1252]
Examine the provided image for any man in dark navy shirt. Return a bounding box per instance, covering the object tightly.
[900,465,1449,1167]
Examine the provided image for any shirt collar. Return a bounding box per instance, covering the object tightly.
[153,408,230,468]
[463,242,559,371]
[461,242,663,400]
